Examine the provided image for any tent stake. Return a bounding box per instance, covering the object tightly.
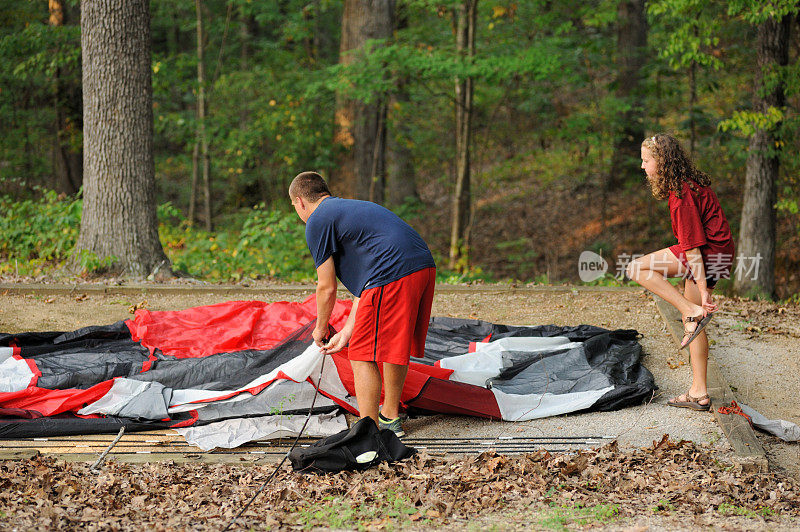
[89,426,125,472]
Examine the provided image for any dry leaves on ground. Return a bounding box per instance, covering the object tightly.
[1,435,798,531]
[717,297,800,338]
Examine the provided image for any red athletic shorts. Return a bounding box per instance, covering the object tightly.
[347,267,436,365]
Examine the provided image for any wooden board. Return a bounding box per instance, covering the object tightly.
[0,430,612,464]
[0,431,291,464]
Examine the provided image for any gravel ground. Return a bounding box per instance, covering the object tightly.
[711,299,800,480]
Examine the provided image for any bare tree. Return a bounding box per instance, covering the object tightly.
[192,0,212,231]
[688,27,698,157]
[449,0,477,272]
[608,0,647,189]
[386,4,417,207]
[333,0,394,200]
[74,0,171,278]
[49,0,82,195]
[735,14,791,298]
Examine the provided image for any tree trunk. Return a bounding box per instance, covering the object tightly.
[166,6,180,56]
[232,9,254,208]
[607,0,647,189]
[333,0,393,200]
[387,91,417,206]
[367,102,387,204]
[190,141,199,224]
[386,5,417,207]
[734,15,790,298]
[689,51,697,157]
[239,9,252,129]
[195,0,212,231]
[448,0,477,272]
[49,0,82,195]
[75,0,170,278]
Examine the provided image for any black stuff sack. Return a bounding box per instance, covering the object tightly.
[289,417,415,473]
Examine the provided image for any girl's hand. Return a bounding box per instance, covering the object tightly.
[700,289,718,313]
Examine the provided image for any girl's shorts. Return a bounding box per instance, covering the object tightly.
[669,244,734,289]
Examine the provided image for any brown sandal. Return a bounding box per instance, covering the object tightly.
[680,312,714,349]
[667,392,711,411]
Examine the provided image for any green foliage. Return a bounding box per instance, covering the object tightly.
[539,502,620,530]
[780,292,800,305]
[295,489,420,530]
[495,237,541,272]
[1,0,800,296]
[651,498,676,513]
[149,0,339,211]
[268,393,296,417]
[528,274,548,285]
[0,193,314,282]
[648,0,725,70]
[390,196,425,221]
[717,502,775,518]
[718,107,785,137]
[160,203,316,282]
[777,194,799,216]
[436,266,493,284]
[325,37,563,103]
[0,4,81,189]
[0,193,496,285]
[75,250,118,274]
[0,191,81,275]
[726,0,800,24]
[3,25,81,80]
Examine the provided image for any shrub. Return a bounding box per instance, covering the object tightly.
[160,203,315,282]
[0,191,81,275]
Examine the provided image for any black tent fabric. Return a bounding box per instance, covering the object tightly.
[485,330,654,410]
[415,317,654,415]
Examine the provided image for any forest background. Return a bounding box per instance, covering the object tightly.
[1,0,799,300]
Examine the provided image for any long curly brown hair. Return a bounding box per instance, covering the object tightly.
[641,134,711,199]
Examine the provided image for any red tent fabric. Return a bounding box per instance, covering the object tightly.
[0,382,115,417]
[124,295,454,406]
[127,297,353,358]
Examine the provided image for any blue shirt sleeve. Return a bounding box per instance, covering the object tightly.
[305,215,338,268]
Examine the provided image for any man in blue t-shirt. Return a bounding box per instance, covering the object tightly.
[289,171,436,437]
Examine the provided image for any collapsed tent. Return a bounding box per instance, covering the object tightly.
[1,296,655,449]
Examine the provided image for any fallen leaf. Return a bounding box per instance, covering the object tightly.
[128,300,148,313]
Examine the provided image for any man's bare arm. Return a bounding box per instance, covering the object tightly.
[313,257,337,346]
[321,296,359,354]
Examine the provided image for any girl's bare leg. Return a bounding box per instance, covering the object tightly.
[626,249,705,323]
[627,249,711,406]
[677,280,710,405]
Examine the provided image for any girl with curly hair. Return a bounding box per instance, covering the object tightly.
[626,133,735,411]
